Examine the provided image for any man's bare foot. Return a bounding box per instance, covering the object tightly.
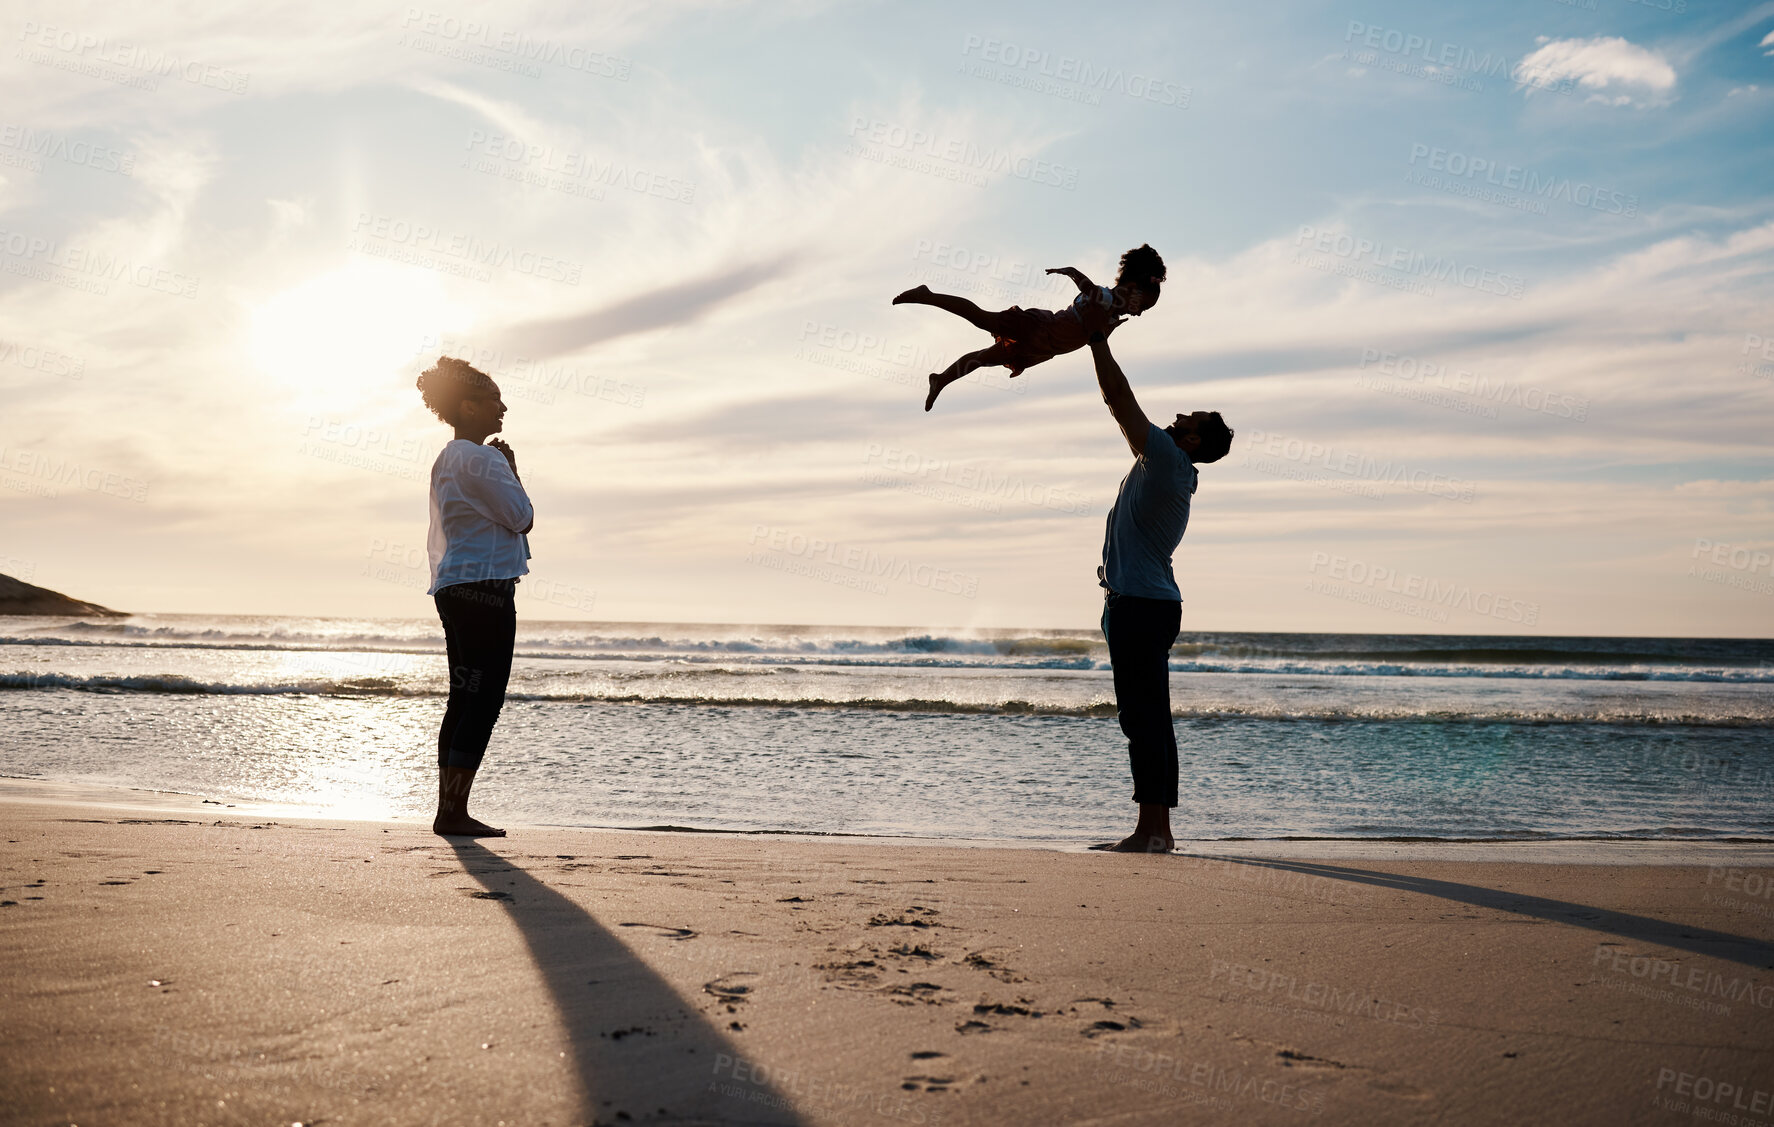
[433,814,506,837]
[893,285,931,305]
[925,373,946,411]
[1089,832,1174,853]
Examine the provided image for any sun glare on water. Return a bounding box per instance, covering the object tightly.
[249,261,471,398]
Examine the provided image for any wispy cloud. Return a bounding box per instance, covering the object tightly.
[493,254,798,358]
[1515,36,1677,107]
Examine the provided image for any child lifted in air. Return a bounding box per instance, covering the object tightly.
[894,244,1166,411]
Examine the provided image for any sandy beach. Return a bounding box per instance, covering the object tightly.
[2,780,1771,1126]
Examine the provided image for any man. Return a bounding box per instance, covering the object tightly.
[1087,330,1234,853]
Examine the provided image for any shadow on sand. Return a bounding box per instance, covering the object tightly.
[449,840,805,1125]
[1194,855,1774,968]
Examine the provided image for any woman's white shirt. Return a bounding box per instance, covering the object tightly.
[426,439,533,594]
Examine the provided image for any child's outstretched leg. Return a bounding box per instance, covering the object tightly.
[926,342,1013,411]
[894,286,1001,334]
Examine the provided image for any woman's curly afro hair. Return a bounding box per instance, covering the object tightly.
[1115,244,1167,305]
[416,356,499,427]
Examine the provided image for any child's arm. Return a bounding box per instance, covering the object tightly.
[1045,266,1096,294]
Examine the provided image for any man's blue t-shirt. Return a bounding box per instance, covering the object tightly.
[1098,423,1197,601]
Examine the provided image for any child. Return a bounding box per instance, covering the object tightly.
[894,244,1166,411]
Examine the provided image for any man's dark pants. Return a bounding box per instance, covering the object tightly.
[1100,590,1181,807]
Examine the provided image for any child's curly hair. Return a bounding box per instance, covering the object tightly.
[416,356,499,427]
[1115,244,1167,306]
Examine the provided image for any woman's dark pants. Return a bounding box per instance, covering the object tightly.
[1100,591,1182,807]
[434,578,517,772]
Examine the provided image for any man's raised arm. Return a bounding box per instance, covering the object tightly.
[1088,332,1150,456]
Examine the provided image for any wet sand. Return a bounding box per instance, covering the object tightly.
[1,780,1771,1126]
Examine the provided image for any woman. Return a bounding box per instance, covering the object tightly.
[416,356,533,837]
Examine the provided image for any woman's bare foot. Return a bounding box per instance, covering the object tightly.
[433,766,503,837]
[893,285,931,305]
[433,813,506,837]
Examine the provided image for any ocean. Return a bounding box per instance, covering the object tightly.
[2,614,1770,844]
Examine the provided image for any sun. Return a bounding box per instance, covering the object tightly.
[249,260,471,397]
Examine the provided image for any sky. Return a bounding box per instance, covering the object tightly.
[2,0,1772,636]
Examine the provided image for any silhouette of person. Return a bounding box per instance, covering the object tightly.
[415,356,534,837]
[893,244,1166,411]
[1086,332,1234,853]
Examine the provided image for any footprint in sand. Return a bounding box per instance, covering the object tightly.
[619,922,698,940]
[867,906,941,929]
[814,957,881,989]
[884,982,949,1006]
[703,973,758,1006]
[962,949,1026,983]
